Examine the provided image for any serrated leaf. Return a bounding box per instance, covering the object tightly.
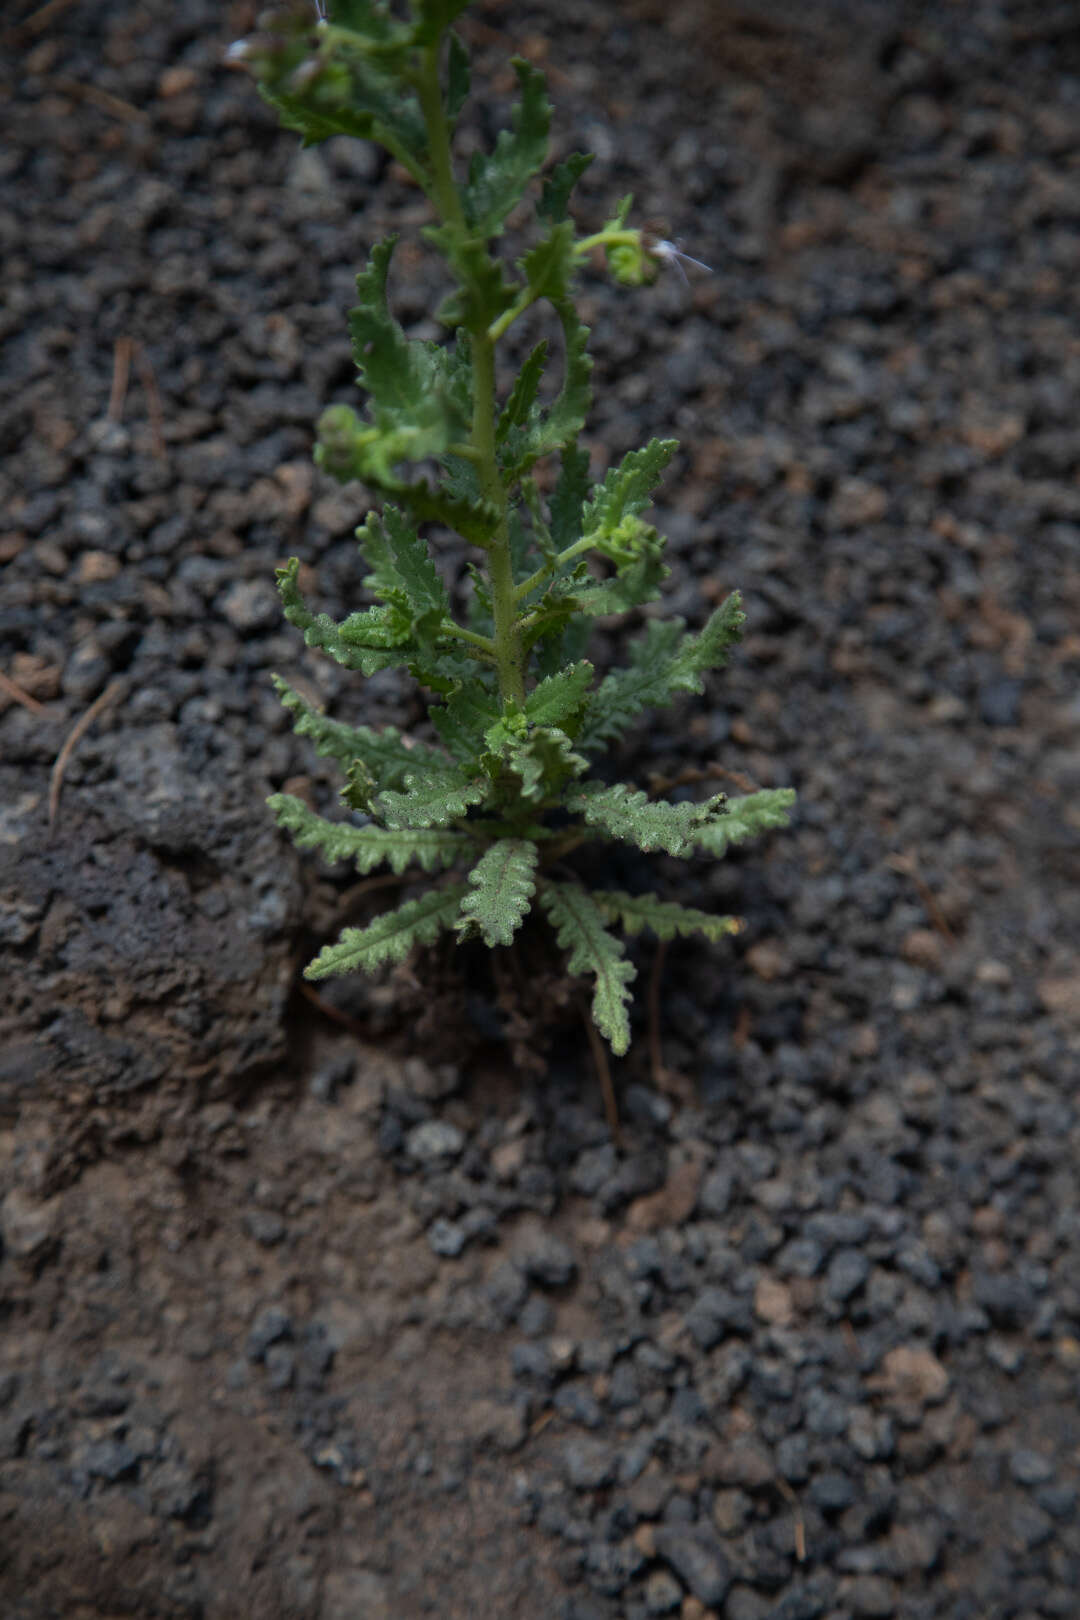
[458,839,538,946]
[376,766,487,828]
[462,57,550,237]
[359,504,451,624]
[539,882,636,1055]
[523,660,594,732]
[271,674,445,786]
[547,545,669,618]
[566,782,728,857]
[591,890,741,944]
[500,301,592,482]
[497,341,547,444]
[549,443,591,550]
[426,228,520,329]
[275,558,410,675]
[268,793,469,874]
[503,726,589,802]
[316,404,499,544]
[577,595,745,752]
[694,789,797,856]
[253,14,427,178]
[538,151,594,223]
[305,884,469,978]
[519,220,575,303]
[430,679,501,761]
[581,438,678,555]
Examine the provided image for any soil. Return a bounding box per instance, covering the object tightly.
[3,1,1080,1617]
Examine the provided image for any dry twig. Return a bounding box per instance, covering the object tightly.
[0,669,45,715]
[48,679,124,830]
[581,997,621,1146]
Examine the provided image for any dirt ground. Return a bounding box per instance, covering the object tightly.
[2,1,1080,1616]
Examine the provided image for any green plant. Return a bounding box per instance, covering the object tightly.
[232,0,794,1056]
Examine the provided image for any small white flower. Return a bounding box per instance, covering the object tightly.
[651,239,713,287]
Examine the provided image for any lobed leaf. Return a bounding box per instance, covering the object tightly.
[462,57,551,237]
[430,679,500,761]
[305,884,469,978]
[693,789,797,856]
[577,593,745,752]
[566,782,728,857]
[539,881,636,1055]
[276,558,408,675]
[591,890,741,944]
[268,793,469,874]
[502,725,589,802]
[359,504,451,625]
[376,765,487,828]
[580,438,678,553]
[497,341,548,444]
[458,838,538,946]
[271,674,445,786]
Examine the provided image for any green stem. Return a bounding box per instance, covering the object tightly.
[414,33,524,708]
[513,531,595,603]
[414,42,466,231]
[441,622,496,658]
[472,332,524,704]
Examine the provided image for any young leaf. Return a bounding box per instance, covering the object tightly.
[566,782,728,857]
[592,890,741,944]
[458,839,538,946]
[500,301,592,482]
[502,725,589,802]
[522,660,594,732]
[276,559,408,675]
[359,504,451,624]
[580,438,678,551]
[548,442,592,550]
[430,679,500,761]
[496,340,548,443]
[577,594,745,753]
[462,57,551,237]
[268,794,469,875]
[538,152,594,224]
[376,766,487,828]
[271,674,445,785]
[539,882,636,1055]
[694,789,797,856]
[306,884,469,978]
[519,220,576,304]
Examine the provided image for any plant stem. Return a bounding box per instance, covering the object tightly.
[415,33,524,708]
[472,331,525,705]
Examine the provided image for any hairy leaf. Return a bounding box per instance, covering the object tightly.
[581,438,678,553]
[694,788,797,856]
[276,558,409,675]
[503,725,589,802]
[376,766,487,828]
[592,890,741,943]
[549,443,592,550]
[430,680,500,761]
[523,660,594,732]
[462,57,550,237]
[306,884,469,978]
[271,674,444,785]
[567,782,728,857]
[578,593,745,751]
[269,794,469,874]
[540,882,636,1055]
[458,839,538,946]
[500,301,592,482]
[359,504,451,624]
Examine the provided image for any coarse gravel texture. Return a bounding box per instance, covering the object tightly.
[2,0,1080,1617]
